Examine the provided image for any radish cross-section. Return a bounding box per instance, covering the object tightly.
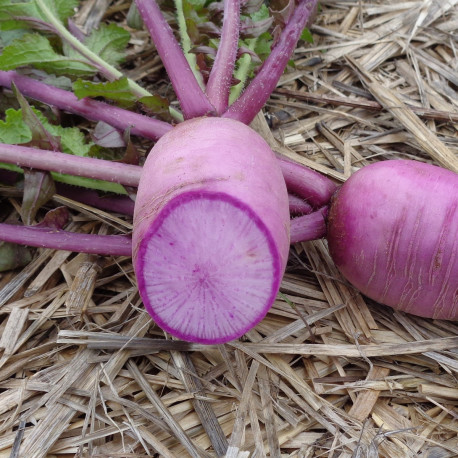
[136,192,281,343]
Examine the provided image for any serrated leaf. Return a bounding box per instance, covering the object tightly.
[249,3,270,21]
[14,82,62,151]
[0,33,52,70]
[138,95,170,115]
[73,77,136,104]
[0,1,41,23]
[83,24,130,67]
[0,33,96,75]
[0,0,78,25]
[51,173,127,194]
[0,108,32,144]
[0,163,128,194]
[0,242,32,272]
[41,0,79,23]
[46,124,93,156]
[0,106,94,156]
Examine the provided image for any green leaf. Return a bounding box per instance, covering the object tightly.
[0,0,78,25]
[0,162,127,194]
[83,24,130,67]
[0,104,124,193]
[0,1,41,23]
[253,32,272,61]
[14,82,62,151]
[49,125,93,156]
[0,33,96,75]
[138,95,170,115]
[50,173,127,194]
[0,108,32,144]
[0,33,52,70]
[300,27,314,44]
[187,0,207,11]
[0,25,28,47]
[126,2,143,30]
[42,0,79,23]
[73,77,137,103]
[0,106,93,156]
[31,109,93,156]
[249,3,270,21]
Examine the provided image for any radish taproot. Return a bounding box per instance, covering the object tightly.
[133,117,290,343]
[327,160,458,321]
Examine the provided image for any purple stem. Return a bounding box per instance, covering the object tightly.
[1,72,337,211]
[277,155,337,209]
[290,206,328,243]
[0,204,326,257]
[288,194,313,215]
[0,169,135,216]
[0,143,142,187]
[0,222,132,256]
[206,0,240,114]
[1,142,337,213]
[55,184,135,216]
[135,0,215,119]
[223,0,318,124]
[0,71,172,141]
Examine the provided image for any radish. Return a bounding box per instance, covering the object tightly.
[327,160,458,321]
[133,117,290,343]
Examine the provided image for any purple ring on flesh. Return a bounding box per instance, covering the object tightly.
[134,190,282,344]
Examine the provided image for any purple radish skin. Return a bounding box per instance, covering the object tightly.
[327,160,458,320]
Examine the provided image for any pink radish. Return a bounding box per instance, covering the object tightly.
[327,160,458,321]
[132,117,290,343]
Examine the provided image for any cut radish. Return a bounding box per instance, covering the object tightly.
[133,117,290,343]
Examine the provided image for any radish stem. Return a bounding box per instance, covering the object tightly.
[288,194,313,215]
[0,143,142,187]
[223,0,318,124]
[174,0,206,90]
[135,0,215,119]
[277,154,337,208]
[0,222,132,256]
[206,0,241,114]
[290,207,328,243]
[0,71,172,141]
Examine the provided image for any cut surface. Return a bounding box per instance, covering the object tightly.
[136,191,281,343]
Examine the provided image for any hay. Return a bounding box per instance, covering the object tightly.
[0,0,457,456]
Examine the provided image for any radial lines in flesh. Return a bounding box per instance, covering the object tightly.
[136,192,280,343]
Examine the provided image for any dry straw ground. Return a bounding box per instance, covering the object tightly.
[0,0,457,457]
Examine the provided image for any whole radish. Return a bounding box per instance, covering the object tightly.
[327,160,458,320]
